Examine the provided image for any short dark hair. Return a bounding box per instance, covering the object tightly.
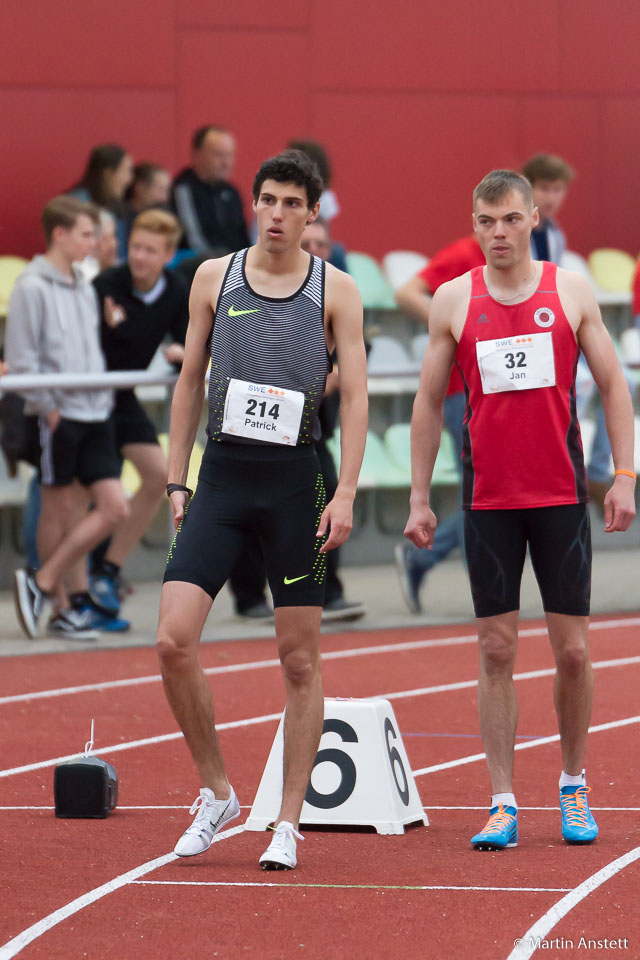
[191,125,229,151]
[252,150,323,209]
[522,153,575,185]
[287,139,331,189]
[473,170,533,210]
[42,196,100,246]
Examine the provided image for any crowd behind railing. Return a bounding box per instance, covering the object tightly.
[1,135,639,637]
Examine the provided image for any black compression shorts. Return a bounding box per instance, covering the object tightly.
[463,503,591,619]
[164,441,327,607]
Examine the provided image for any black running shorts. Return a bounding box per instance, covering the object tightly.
[164,441,328,607]
[112,390,159,450]
[28,415,121,487]
[463,503,591,619]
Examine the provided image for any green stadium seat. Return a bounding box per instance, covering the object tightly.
[384,422,460,487]
[345,252,396,309]
[329,429,406,488]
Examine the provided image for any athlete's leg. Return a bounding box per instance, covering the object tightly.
[477,611,520,793]
[546,613,592,775]
[527,504,593,776]
[273,605,324,827]
[258,449,327,828]
[156,581,233,795]
[464,509,528,794]
[159,449,252,793]
[105,442,167,566]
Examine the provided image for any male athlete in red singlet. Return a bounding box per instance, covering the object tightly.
[405,170,636,851]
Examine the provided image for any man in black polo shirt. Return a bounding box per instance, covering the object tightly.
[171,125,250,257]
[91,209,189,614]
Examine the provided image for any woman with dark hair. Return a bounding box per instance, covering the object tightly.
[69,144,134,260]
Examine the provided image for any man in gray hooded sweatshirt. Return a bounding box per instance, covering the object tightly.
[6,196,129,639]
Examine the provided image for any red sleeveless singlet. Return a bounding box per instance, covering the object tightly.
[454,262,588,509]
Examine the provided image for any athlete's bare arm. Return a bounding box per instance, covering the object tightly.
[404,276,468,549]
[319,264,368,553]
[166,256,231,529]
[558,269,636,532]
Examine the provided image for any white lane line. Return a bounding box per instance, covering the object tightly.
[0,824,245,960]
[0,711,283,779]
[0,632,481,706]
[2,616,638,707]
[3,656,640,781]
[413,715,640,777]
[506,844,640,960]
[375,655,640,704]
[133,880,572,893]
[2,805,638,812]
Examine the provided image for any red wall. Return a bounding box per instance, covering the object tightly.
[2,0,639,261]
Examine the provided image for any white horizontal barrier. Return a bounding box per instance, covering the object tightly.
[0,370,178,394]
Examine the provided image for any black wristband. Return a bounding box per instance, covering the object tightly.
[166,483,193,499]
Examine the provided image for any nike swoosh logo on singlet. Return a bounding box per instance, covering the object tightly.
[228,306,261,317]
[284,575,309,585]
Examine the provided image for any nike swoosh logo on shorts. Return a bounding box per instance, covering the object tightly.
[284,575,309,585]
[228,305,260,317]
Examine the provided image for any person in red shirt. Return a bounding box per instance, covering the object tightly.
[394,236,485,613]
[405,169,636,851]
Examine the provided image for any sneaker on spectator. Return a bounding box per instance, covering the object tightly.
[14,568,48,638]
[321,597,365,622]
[560,785,598,844]
[394,543,423,614]
[78,604,130,633]
[236,602,273,620]
[89,573,121,616]
[259,821,303,870]
[47,608,99,641]
[174,787,240,857]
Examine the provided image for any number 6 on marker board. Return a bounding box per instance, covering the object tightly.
[245,698,429,835]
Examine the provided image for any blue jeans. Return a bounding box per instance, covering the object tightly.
[408,391,465,579]
[22,472,41,570]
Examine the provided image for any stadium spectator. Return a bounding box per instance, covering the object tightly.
[7,196,129,639]
[523,152,613,512]
[302,218,364,621]
[394,235,485,613]
[126,163,171,214]
[77,210,119,282]
[287,140,347,272]
[171,126,249,256]
[68,143,134,261]
[90,209,189,617]
[522,153,574,265]
[288,139,339,222]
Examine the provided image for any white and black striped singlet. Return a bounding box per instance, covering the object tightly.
[208,248,330,446]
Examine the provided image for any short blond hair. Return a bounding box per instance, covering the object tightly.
[130,209,181,248]
[473,170,533,210]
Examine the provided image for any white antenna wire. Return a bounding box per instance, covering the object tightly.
[84,719,95,756]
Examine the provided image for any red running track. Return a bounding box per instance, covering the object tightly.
[1,614,639,960]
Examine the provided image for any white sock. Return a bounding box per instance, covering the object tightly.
[492,792,517,810]
[559,770,585,788]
